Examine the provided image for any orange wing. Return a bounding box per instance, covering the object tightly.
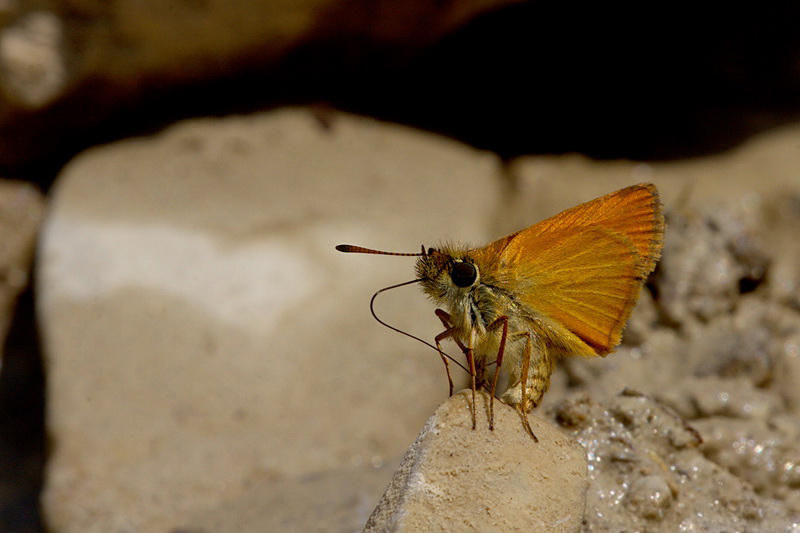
[473,183,664,355]
[523,183,665,276]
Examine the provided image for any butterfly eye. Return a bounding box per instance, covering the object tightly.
[450,261,477,288]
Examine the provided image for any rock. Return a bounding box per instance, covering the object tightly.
[0,180,44,355]
[365,390,588,532]
[180,461,398,533]
[0,11,65,108]
[0,179,45,533]
[551,391,795,531]
[654,206,769,324]
[37,108,503,532]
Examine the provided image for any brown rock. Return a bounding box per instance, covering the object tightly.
[0,0,523,168]
[0,180,43,350]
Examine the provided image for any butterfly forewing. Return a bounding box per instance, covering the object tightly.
[523,183,664,276]
[472,183,664,356]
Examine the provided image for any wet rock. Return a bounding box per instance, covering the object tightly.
[551,391,795,531]
[695,414,800,511]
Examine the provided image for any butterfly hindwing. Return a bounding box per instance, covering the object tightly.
[501,225,645,354]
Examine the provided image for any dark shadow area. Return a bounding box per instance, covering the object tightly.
[4,2,800,187]
[0,288,45,533]
[357,2,800,160]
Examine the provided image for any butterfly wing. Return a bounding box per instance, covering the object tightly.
[522,183,664,276]
[473,183,664,356]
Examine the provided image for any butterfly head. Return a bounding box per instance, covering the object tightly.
[415,245,480,305]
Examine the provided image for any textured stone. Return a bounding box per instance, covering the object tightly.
[552,391,795,531]
[366,390,587,532]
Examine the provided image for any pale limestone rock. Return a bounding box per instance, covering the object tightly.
[38,108,502,532]
[182,461,398,532]
[365,390,588,532]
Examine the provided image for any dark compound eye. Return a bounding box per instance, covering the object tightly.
[450,261,477,287]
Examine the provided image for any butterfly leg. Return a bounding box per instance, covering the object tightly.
[516,331,538,442]
[483,315,510,431]
[466,329,477,429]
[435,309,470,356]
[434,309,466,396]
[434,309,478,430]
[433,328,455,397]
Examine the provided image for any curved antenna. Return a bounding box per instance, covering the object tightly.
[370,279,468,373]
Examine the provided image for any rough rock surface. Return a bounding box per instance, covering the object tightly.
[366,390,587,532]
[524,162,800,530]
[552,391,793,531]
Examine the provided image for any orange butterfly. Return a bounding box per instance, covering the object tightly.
[338,183,665,440]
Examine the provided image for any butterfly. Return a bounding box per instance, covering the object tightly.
[338,183,665,440]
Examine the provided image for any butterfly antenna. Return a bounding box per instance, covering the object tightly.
[336,244,427,256]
